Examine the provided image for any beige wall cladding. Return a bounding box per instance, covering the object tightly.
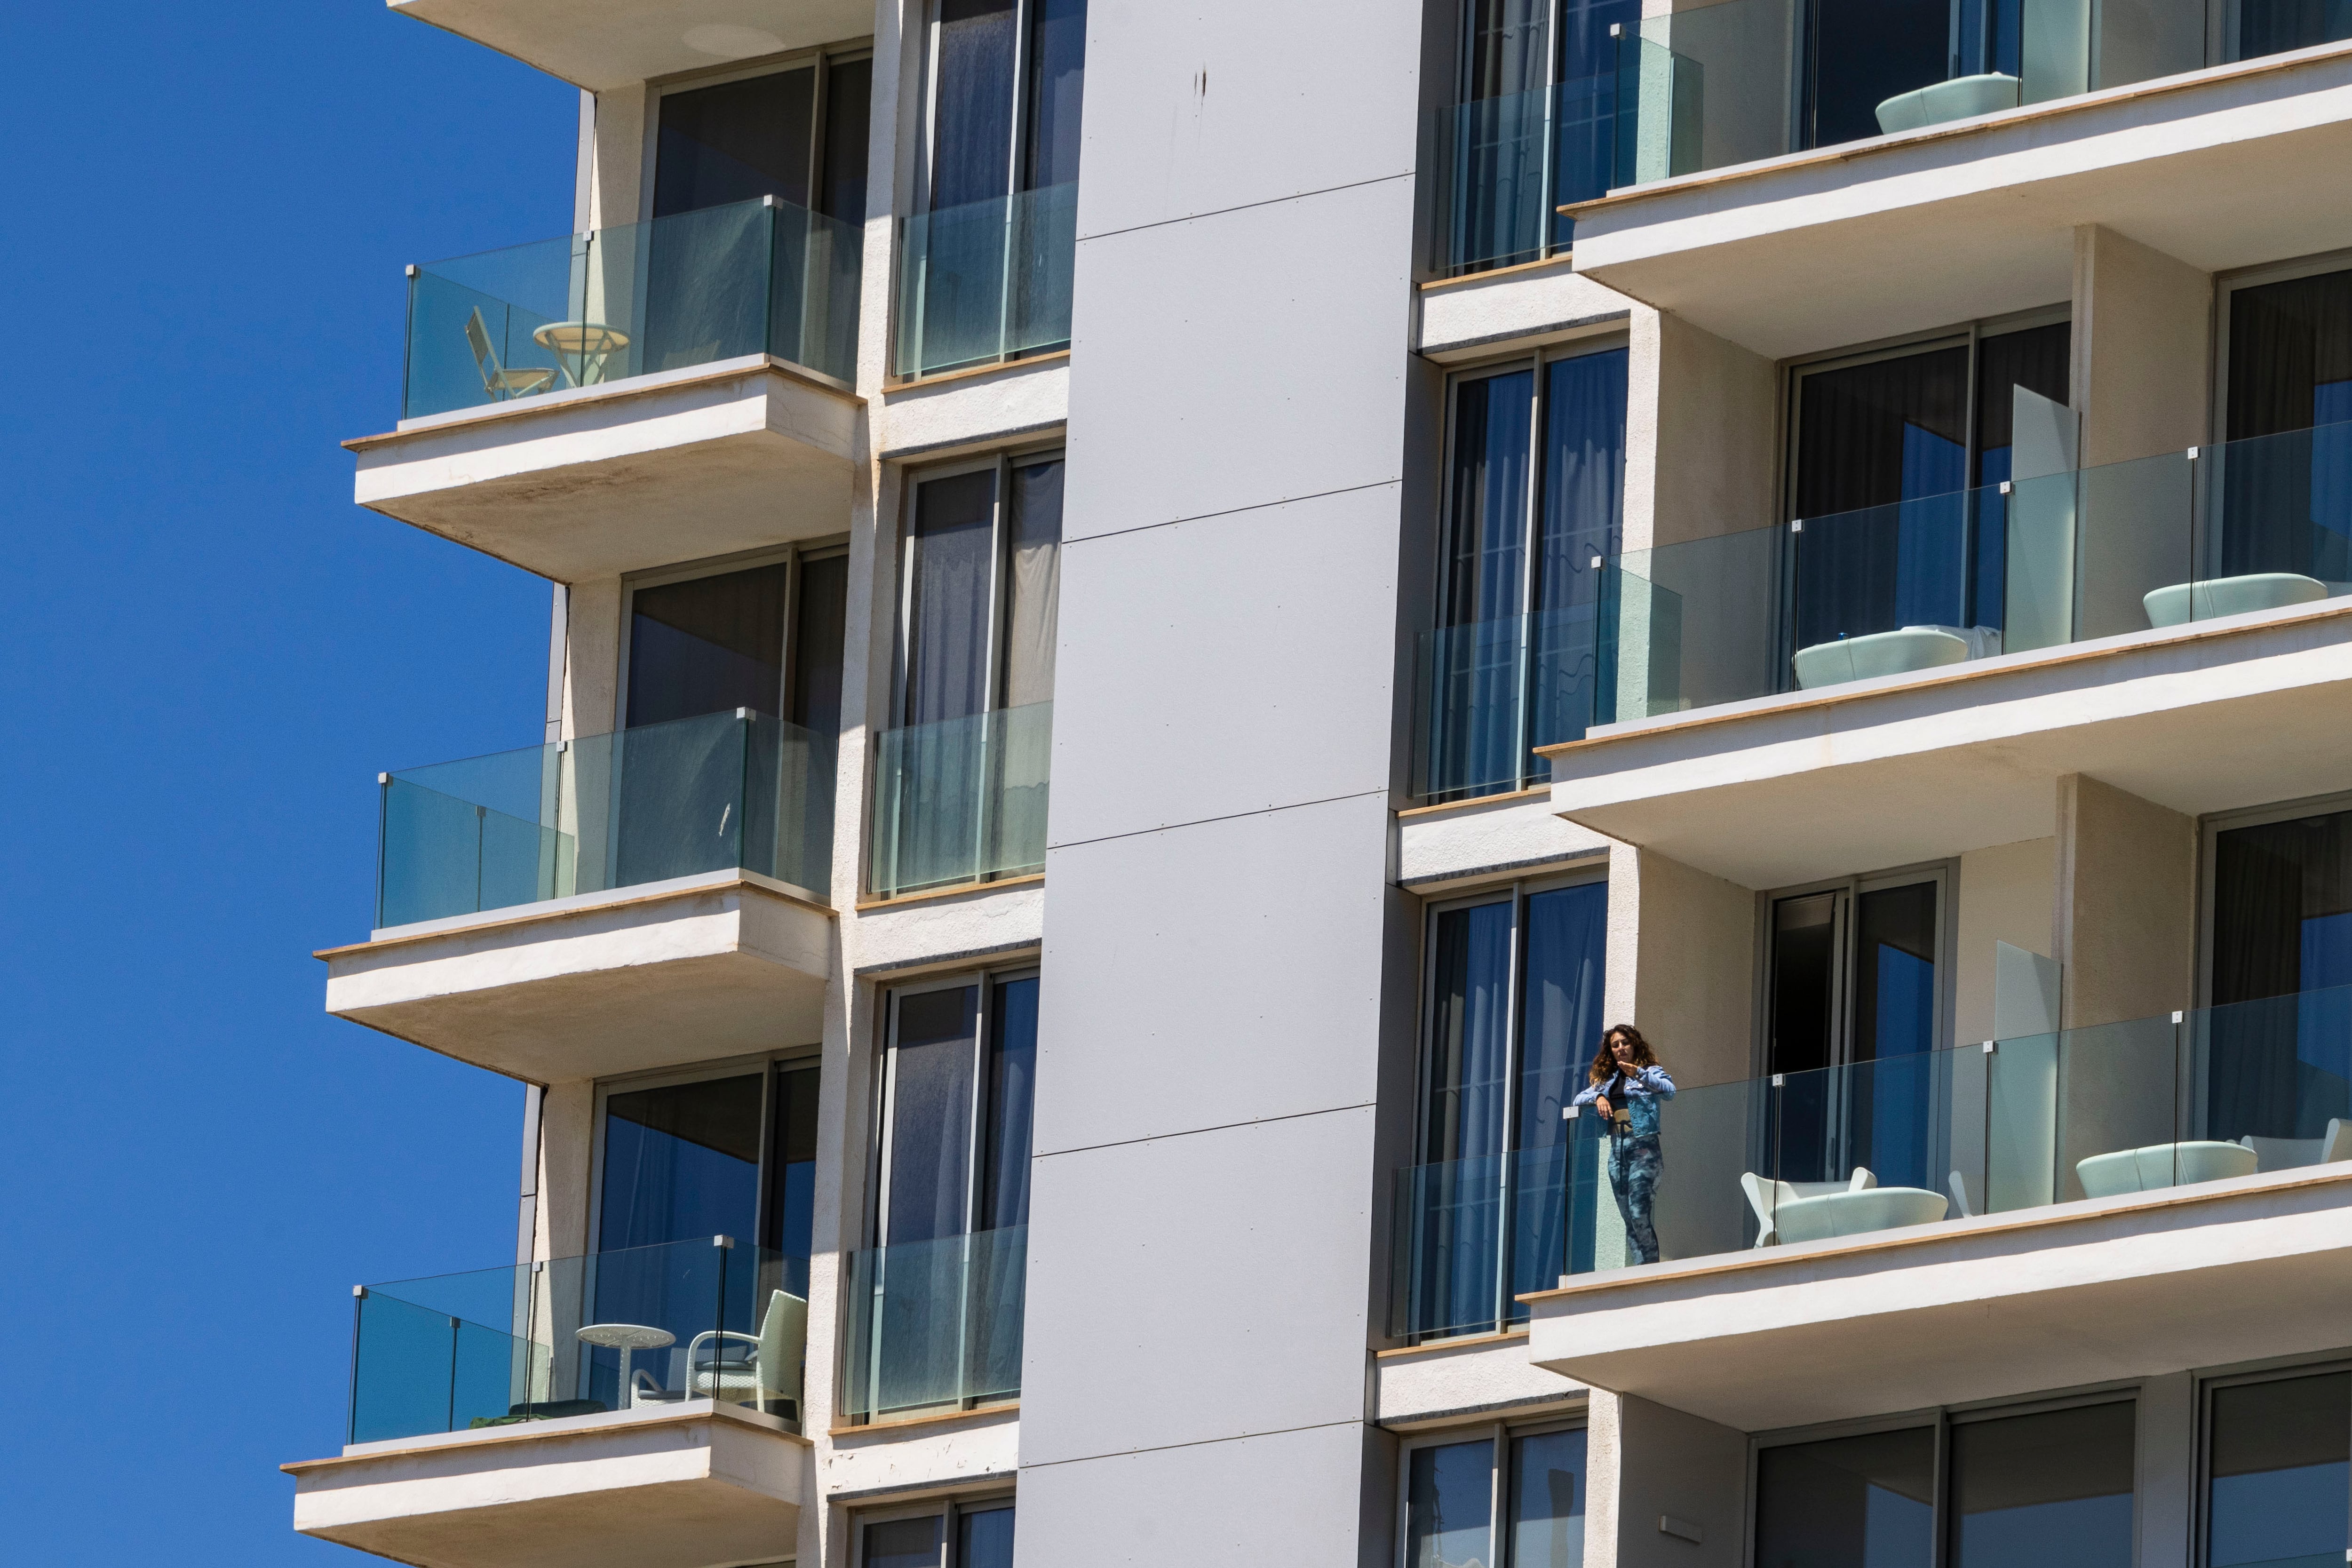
[1607,844,1756,1090]
[2072,223,2213,466]
[1955,837,2058,1047]
[2053,772,2195,1030]
[1623,308,1777,556]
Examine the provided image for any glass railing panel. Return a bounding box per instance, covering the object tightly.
[1600,522,1782,721]
[867,701,1051,899]
[402,197,861,419]
[839,1225,1027,1420]
[1612,0,2211,191]
[375,708,835,929]
[1411,603,1605,801]
[1422,75,1620,275]
[2179,420,2352,624]
[1390,1142,1602,1339]
[349,1240,808,1444]
[894,183,1077,380]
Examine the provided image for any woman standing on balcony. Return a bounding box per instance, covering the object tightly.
[1570,1025,1675,1266]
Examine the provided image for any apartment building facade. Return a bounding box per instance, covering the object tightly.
[287,3,2352,1568]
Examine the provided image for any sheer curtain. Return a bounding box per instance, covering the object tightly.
[2224,266,2352,581]
[1000,458,1062,708]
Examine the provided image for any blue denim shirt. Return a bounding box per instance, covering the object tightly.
[1570,1064,1677,1138]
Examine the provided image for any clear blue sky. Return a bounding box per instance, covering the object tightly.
[0,6,580,1560]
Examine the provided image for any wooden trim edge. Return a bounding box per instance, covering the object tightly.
[1375,1327,1531,1361]
[343,356,859,453]
[855,873,1045,912]
[885,350,1070,395]
[281,1401,810,1473]
[1397,785,1555,819]
[314,875,835,961]
[827,1400,1019,1438]
[1419,253,1580,293]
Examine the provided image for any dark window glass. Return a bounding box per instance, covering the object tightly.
[885,987,980,1244]
[821,56,874,221]
[789,553,848,738]
[1795,347,1971,520]
[904,470,999,727]
[1509,1427,1589,1568]
[599,1074,764,1249]
[931,0,1018,209]
[766,1063,820,1259]
[1515,883,1608,1293]
[654,68,817,217]
[960,1505,1017,1568]
[1947,1402,2135,1568]
[980,977,1038,1229]
[2208,1372,2352,1568]
[2229,266,2352,441]
[1853,881,1938,1061]
[1025,0,1087,189]
[1462,0,1552,100]
[1804,0,1950,151]
[2239,0,2352,62]
[865,1516,944,1568]
[1755,1426,1935,1568]
[1409,1440,1496,1568]
[627,562,789,727]
[1444,370,1536,628]
[1424,899,1518,1166]
[2213,809,2352,1006]
[1769,892,1838,1077]
[1536,350,1629,613]
[2220,267,2352,581]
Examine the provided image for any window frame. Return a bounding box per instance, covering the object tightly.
[641,39,878,225]
[869,965,1043,1251]
[2194,785,2352,1010]
[854,1494,1019,1568]
[1396,1414,1592,1568]
[891,445,1066,732]
[614,537,850,735]
[2193,1355,2352,1568]
[586,1045,823,1259]
[2210,246,2352,446]
[1753,860,1957,1079]
[912,0,1073,215]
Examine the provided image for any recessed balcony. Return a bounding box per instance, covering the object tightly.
[387,0,877,93]
[350,196,860,581]
[1570,25,2352,359]
[892,185,1075,382]
[323,708,836,1082]
[865,702,1050,901]
[836,1226,1026,1425]
[289,1236,809,1568]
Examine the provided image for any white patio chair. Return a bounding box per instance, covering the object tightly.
[2240,1117,2352,1172]
[466,308,555,400]
[1740,1167,1875,1247]
[687,1289,807,1419]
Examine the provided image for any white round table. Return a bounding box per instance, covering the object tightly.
[577,1321,674,1406]
[532,321,630,386]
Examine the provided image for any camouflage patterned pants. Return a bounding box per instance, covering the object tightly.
[1608,1135,1662,1265]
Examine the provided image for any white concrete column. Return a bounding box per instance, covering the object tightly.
[2137,1372,2196,1568]
[585,86,648,231]
[534,1079,595,1261]
[561,576,622,740]
[1622,308,1778,556]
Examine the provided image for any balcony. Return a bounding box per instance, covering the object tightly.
[1422,75,1616,277]
[866,702,1050,900]
[893,185,1075,382]
[837,1226,1026,1425]
[1515,420,2352,881]
[290,1237,808,1568]
[1494,987,2352,1426]
[1573,8,2352,359]
[323,708,835,1081]
[386,0,876,92]
[351,196,861,581]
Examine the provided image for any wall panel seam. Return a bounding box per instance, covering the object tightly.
[1044,788,1388,855]
[1065,478,1403,547]
[1032,1099,1376,1160]
[1075,171,1412,245]
[1017,1417,1366,1471]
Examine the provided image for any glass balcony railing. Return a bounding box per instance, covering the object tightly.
[1404,418,2352,786]
[838,1225,1026,1422]
[1422,74,1619,275]
[893,183,1077,380]
[350,1237,808,1444]
[403,196,861,420]
[1390,983,2352,1339]
[866,700,1050,899]
[1609,0,2352,193]
[376,708,835,930]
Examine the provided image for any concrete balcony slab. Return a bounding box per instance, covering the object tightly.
[348,356,858,582]
[1542,599,2352,890]
[1568,43,2352,362]
[389,0,875,92]
[1524,1164,2352,1433]
[288,1401,806,1568]
[321,871,833,1083]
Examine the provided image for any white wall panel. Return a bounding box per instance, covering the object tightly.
[1049,487,1402,844]
[1032,793,1390,1154]
[1062,176,1415,541]
[1074,0,1421,239]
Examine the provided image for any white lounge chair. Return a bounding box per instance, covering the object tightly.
[2143,573,2329,628]
[1741,1168,1875,1247]
[2076,1140,2258,1197]
[465,307,555,401]
[2240,1118,2352,1172]
[1876,72,2021,135]
[1791,625,2000,689]
[687,1289,807,1419]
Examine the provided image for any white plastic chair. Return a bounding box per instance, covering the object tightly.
[687,1289,807,1418]
[1741,1167,1875,1246]
[465,308,555,400]
[2240,1118,2352,1172]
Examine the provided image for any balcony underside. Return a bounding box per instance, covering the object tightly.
[1543,600,2352,889]
[322,872,833,1083]
[1568,45,2352,361]
[1526,1166,2352,1432]
[389,0,875,92]
[349,357,858,582]
[289,1403,805,1568]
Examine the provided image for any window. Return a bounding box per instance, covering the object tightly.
[1763,868,1948,1189]
[623,548,849,732]
[2217,262,2352,587]
[1405,1425,1589,1568]
[898,454,1063,729]
[1788,319,2071,669]
[1756,1399,2136,1568]
[2205,1367,2351,1568]
[1399,877,1606,1338]
[654,53,873,221]
[919,0,1084,213]
[1422,346,1628,801]
[860,1501,1016,1568]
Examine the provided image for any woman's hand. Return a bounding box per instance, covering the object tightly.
[1594,1095,1613,1119]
